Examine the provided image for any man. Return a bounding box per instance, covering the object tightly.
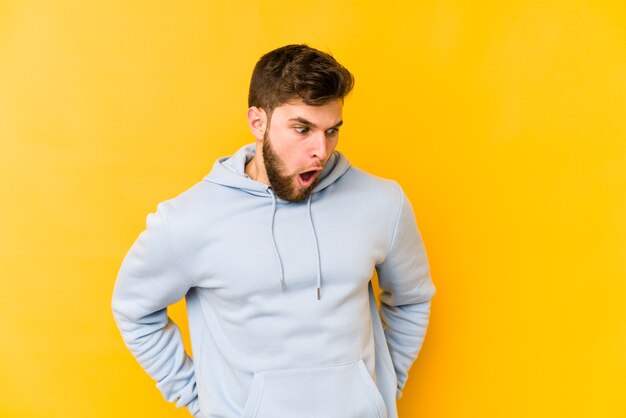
[112,44,436,418]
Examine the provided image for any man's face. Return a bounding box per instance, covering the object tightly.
[262,99,343,202]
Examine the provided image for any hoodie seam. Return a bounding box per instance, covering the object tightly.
[161,205,196,287]
[381,183,404,264]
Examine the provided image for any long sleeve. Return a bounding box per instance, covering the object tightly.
[375,186,436,399]
[111,202,200,416]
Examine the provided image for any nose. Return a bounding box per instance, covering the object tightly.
[310,132,328,161]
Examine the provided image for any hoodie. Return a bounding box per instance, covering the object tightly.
[112,143,436,418]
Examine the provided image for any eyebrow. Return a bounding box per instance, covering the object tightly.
[288,117,344,129]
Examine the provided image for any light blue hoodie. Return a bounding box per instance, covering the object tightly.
[112,143,436,418]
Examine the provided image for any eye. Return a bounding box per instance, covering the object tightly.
[325,128,339,136]
[294,126,309,134]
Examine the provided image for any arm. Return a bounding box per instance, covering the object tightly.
[111,202,200,416]
[375,186,436,399]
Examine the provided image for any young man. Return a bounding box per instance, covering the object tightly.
[112,44,436,418]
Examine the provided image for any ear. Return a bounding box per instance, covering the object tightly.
[247,106,268,141]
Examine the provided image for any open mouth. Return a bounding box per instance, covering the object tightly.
[298,169,321,187]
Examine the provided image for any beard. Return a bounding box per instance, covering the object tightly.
[262,132,321,203]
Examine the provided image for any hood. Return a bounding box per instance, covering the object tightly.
[203,143,351,197]
[202,143,351,300]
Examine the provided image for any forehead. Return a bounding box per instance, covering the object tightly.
[270,99,343,125]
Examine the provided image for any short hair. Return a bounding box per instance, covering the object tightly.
[248,44,355,116]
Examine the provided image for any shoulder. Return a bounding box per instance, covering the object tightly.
[150,177,226,235]
[339,165,404,203]
[159,177,223,213]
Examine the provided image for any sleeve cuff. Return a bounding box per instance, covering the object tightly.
[187,397,201,417]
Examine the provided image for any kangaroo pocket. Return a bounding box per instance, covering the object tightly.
[239,358,388,418]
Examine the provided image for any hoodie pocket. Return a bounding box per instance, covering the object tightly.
[239,358,387,418]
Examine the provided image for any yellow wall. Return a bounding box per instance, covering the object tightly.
[1,1,625,416]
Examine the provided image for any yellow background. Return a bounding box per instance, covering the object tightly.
[1,1,625,417]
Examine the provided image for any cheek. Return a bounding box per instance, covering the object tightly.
[270,134,302,171]
[327,137,339,154]
[287,147,310,170]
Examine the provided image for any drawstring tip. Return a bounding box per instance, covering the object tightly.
[316,287,321,300]
[280,280,286,291]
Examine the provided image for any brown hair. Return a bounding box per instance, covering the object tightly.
[248,44,354,116]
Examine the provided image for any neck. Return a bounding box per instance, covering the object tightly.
[245,146,270,185]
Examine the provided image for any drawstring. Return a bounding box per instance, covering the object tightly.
[267,188,323,300]
[307,194,322,300]
[268,189,286,291]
